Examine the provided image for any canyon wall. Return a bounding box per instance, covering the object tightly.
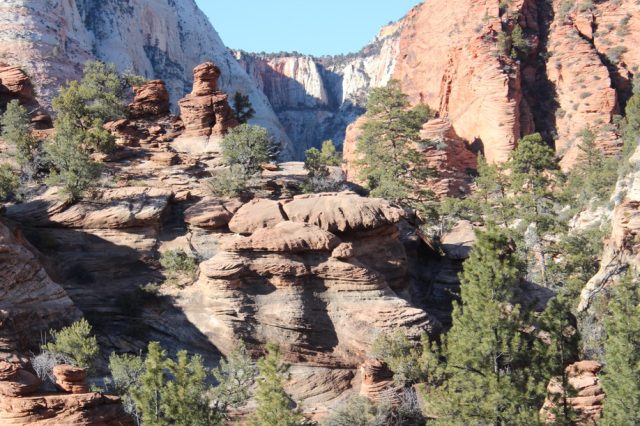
[235,22,401,157]
[0,0,294,158]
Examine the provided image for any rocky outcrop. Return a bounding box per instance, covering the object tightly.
[359,359,396,402]
[0,361,133,426]
[174,192,438,412]
[0,65,51,128]
[128,80,170,119]
[540,361,604,424]
[0,220,80,355]
[175,63,238,153]
[0,0,293,158]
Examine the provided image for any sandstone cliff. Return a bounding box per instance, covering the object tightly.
[0,0,294,158]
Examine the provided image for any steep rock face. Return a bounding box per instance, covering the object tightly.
[0,0,293,158]
[174,192,438,412]
[392,1,530,164]
[235,23,400,156]
[546,2,621,169]
[540,361,604,424]
[0,220,80,355]
[174,63,239,154]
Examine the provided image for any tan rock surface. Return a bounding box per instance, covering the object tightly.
[540,361,604,424]
[129,80,171,118]
[53,365,89,394]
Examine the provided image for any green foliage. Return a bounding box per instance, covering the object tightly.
[210,341,258,413]
[357,80,434,211]
[250,342,303,426]
[45,117,102,201]
[370,331,437,386]
[159,249,198,286]
[426,227,546,424]
[43,319,99,370]
[221,124,276,175]
[107,353,145,421]
[0,163,18,201]
[161,351,221,425]
[302,140,343,193]
[601,272,640,425]
[511,25,529,59]
[232,92,256,124]
[322,396,377,426]
[46,61,142,200]
[205,165,249,198]
[623,91,640,160]
[0,100,40,179]
[115,341,257,426]
[562,128,618,211]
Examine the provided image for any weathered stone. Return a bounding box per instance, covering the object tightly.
[128,80,170,118]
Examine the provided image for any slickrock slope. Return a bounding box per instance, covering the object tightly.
[0,0,293,158]
[540,361,604,424]
[235,22,401,155]
[175,192,439,412]
[0,220,80,355]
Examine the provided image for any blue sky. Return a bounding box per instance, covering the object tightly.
[195,0,422,56]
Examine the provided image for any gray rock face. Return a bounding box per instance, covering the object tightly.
[234,21,402,157]
[0,0,294,159]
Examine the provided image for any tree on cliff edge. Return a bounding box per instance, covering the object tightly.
[356,80,434,214]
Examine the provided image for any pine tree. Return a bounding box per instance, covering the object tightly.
[427,226,545,425]
[221,124,277,175]
[161,351,221,425]
[356,80,434,211]
[132,342,169,426]
[211,341,258,413]
[232,92,256,124]
[43,318,99,370]
[250,343,302,426]
[601,272,640,425]
[0,99,40,179]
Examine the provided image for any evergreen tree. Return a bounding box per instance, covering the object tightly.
[0,100,40,179]
[43,319,99,370]
[427,227,545,425]
[221,124,277,175]
[601,272,640,425]
[356,80,434,211]
[0,163,18,201]
[211,341,258,413]
[132,342,169,426]
[161,351,221,425]
[232,92,256,124]
[250,342,302,426]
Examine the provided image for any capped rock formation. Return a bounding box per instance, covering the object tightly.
[174,192,438,412]
[177,63,238,143]
[0,65,51,128]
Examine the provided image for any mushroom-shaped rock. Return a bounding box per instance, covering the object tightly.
[53,365,90,394]
[228,199,285,234]
[282,193,404,233]
[225,221,340,253]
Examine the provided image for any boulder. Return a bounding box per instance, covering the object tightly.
[184,198,243,229]
[0,363,40,397]
[228,199,286,234]
[128,80,171,118]
[225,221,341,253]
[53,365,89,394]
[0,65,51,128]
